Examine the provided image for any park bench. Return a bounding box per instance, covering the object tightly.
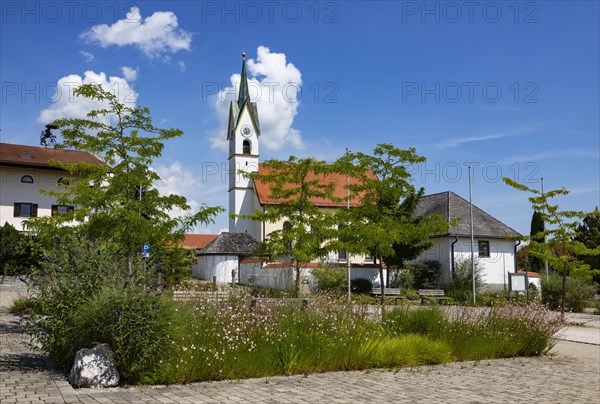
[372,287,400,296]
[418,289,449,305]
[371,287,407,302]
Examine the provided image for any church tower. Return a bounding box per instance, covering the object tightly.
[228,52,260,238]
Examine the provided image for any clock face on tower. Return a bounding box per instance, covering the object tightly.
[240,124,253,138]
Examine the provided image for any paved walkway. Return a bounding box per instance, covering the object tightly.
[1,278,599,403]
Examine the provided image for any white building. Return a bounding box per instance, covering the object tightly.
[414,191,521,289]
[0,142,103,231]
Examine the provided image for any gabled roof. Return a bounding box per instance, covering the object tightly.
[180,234,218,250]
[0,143,104,170]
[415,191,521,239]
[254,164,374,208]
[198,232,259,256]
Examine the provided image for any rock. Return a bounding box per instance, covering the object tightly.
[68,343,120,388]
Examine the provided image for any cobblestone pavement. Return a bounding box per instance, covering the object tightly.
[2,278,599,403]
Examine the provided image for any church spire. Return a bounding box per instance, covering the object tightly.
[237,52,250,109]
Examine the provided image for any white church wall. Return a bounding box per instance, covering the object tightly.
[192,255,238,284]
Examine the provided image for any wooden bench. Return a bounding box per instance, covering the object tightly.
[418,289,449,305]
[371,287,408,302]
[372,287,401,296]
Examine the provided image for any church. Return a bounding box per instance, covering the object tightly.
[189,53,524,291]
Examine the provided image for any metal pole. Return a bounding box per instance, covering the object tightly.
[469,166,476,305]
[346,148,351,302]
[541,177,549,276]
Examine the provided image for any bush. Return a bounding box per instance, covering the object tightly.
[541,273,598,312]
[0,223,42,275]
[24,234,167,383]
[447,258,484,304]
[388,269,414,289]
[10,297,41,316]
[351,278,373,294]
[408,260,441,289]
[312,264,348,294]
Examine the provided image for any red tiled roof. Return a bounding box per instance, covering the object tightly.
[254,163,375,208]
[0,143,104,169]
[180,234,218,249]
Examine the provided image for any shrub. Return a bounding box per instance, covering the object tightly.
[312,264,348,294]
[351,278,373,294]
[447,257,484,303]
[541,273,598,312]
[408,260,441,289]
[0,223,42,275]
[70,286,175,381]
[24,234,167,383]
[10,297,41,316]
[388,269,414,289]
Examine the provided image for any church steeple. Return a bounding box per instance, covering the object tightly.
[237,52,251,110]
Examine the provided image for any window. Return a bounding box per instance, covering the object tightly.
[364,254,374,263]
[57,177,70,185]
[14,203,38,217]
[20,175,34,184]
[243,140,251,154]
[51,205,74,216]
[478,240,490,258]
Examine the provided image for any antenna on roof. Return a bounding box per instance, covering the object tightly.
[40,124,58,147]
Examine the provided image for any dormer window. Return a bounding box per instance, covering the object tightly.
[243,140,251,154]
[20,175,34,184]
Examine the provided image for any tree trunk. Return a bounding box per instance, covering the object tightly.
[379,256,385,306]
[295,262,301,297]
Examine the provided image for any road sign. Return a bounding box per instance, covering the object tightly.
[142,244,150,253]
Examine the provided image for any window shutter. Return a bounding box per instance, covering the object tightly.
[51,205,58,216]
[32,204,38,217]
[14,203,21,217]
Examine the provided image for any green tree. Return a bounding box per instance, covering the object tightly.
[242,157,339,295]
[0,223,42,276]
[574,208,600,282]
[529,211,545,272]
[337,144,449,304]
[26,84,223,274]
[503,178,600,313]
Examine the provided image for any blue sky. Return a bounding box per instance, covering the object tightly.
[1,1,599,235]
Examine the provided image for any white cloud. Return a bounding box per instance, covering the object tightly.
[79,50,95,63]
[120,66,139,81]
[210,46,304,151]
[38,70,138,124]
[154,161,200,221]
[177,60,186,72]
[80,7,192,58]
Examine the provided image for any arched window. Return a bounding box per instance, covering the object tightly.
[57,177,70,186]
[20,175,34,184]
[243,140,251,154]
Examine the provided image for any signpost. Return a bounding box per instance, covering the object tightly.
[142,243,150,258]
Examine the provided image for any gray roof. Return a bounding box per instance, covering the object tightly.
[415,191,521,239]
[197,232,260,256]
